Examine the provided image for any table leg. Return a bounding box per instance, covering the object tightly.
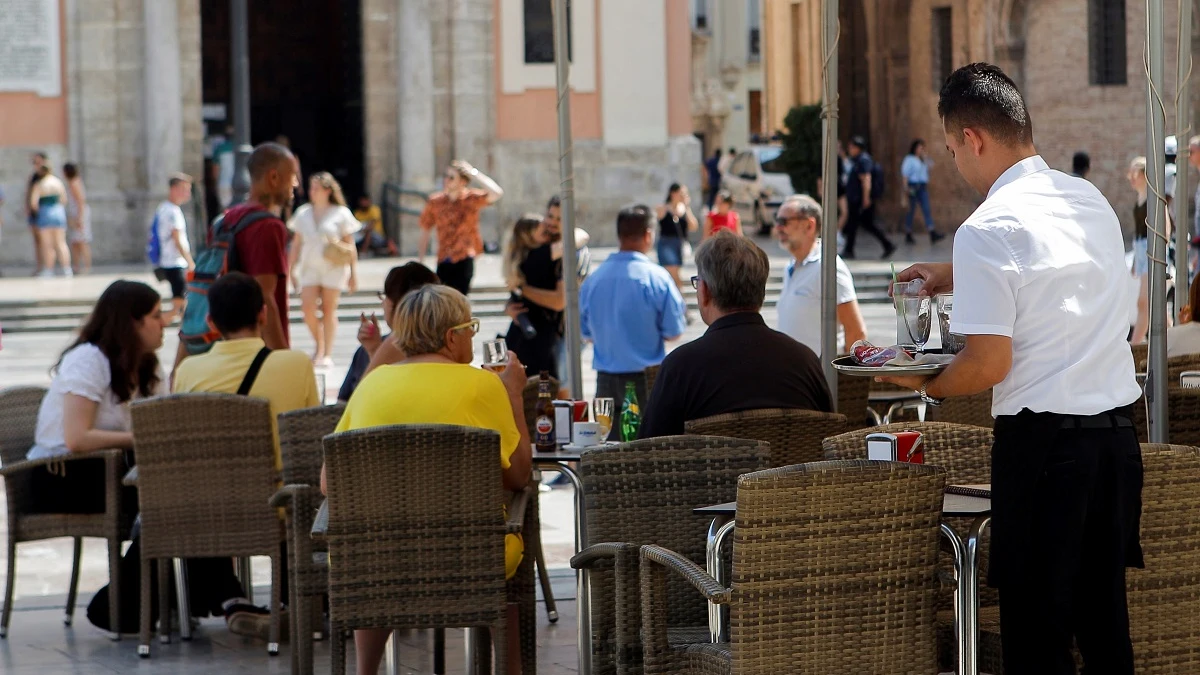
[385,630,400,675]
[539,462,591,675]
[705,517,735,643]
[940,522,967,675]
[172,559,192,641]
[962,516,991,675]
[883,401,904,425]
[236,557,253,599]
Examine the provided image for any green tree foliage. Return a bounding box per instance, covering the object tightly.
[779,104,823,197]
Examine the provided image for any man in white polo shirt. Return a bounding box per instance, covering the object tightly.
[774,194,867,357]
[885,63,1142,675]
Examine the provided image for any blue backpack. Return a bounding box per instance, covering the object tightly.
[146,213,162,267]
[178,210,275,356]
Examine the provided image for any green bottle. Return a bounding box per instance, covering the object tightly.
[620,381,641,441]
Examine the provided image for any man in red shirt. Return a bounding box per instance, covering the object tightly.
[172,143,296,375]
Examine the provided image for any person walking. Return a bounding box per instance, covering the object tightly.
[287,171,361,369]
[884,63,1142,675]
[900,140,944,244]
[579,205,687,405]
[704,149,723,210]
[654,183,698,292]
[29,164,72,277]
[150,173,197,322]
[1071,151,1091,179]
[1128,157,1152,345]
[417,159,503,295]
[63,163,93,275]
[842,136,896,260]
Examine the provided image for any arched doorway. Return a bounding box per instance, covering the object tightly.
[199,1,366,216]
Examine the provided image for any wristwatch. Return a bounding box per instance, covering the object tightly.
[919,381,944,407]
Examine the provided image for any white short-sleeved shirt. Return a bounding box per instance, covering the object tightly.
[27,343,167,460]
[288,204,362,273]
[154,201,190,269]
[951,155,1141,417]
[776,245,857,357]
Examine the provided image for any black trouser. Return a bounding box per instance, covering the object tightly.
[990,407,1143,675]
[843,202,893,255]
[30,452,138,515]
[436,257,475,295]
[596,371,648,417]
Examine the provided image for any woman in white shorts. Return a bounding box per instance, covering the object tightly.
[288,172,361,368]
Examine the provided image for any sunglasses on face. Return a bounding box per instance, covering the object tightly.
[450,318,480,334]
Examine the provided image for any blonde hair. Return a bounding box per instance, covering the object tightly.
[502,214,544,290]
[392,285,472,356]
[1130,156,1147,174]
[310,171,347,207]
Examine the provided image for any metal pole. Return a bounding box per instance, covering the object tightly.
[819,0,840,404]
[230,0,252,205]
[1176,0,1193,316]
[553,0,583,401]
[1147,0,1169,443]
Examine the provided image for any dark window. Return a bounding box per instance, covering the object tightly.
[524,0,570,64]
[693,0,709,31]
[748,0,761,62]
[931,7,953,91]
[1088,0,1126,85]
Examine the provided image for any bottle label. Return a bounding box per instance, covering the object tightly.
[536,416,554,437]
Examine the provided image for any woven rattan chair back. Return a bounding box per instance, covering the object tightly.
[822,421,994,485]
[131,394,281,560]
[931,389,994,429]
[1131,343,1149,369]
[0,386,45,468]
[581,436,769,651]
[277,404,344,486]
[522,375,559,440]
[685,408,848,468]
[322,424,508,633]
[837,367,872,428]
[1126,444,1200,674]
[729,460,946,673]
[1166,389,1200,446]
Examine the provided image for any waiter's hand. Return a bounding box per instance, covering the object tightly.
[893,262,953,297]
[874,374,933,392]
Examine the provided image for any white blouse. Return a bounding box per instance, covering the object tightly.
[288,204,361,271]
[27,343,167,460]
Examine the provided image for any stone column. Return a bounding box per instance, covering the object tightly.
[142,0,183,191]
[397,0,436,190]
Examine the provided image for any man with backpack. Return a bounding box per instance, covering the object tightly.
[148,173,196,322]
[172,142,297,377]
[842,135,896,260]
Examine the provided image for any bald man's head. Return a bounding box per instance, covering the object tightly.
[246,142,297,210]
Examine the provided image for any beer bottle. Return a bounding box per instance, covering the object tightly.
[535,370,556,451]
[620,381,640,441]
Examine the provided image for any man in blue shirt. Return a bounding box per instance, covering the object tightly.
[580,205,688,405]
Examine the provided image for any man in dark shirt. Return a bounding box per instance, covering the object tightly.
[639,231,832,438]
[842,136,895,260]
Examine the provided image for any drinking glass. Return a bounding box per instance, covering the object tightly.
[593,398,615,441]
[482,338,509,371]
[315,373,326,405]
[898,295,932,351]
[937,294,967,355]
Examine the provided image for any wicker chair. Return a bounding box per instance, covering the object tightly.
[685,408,848,468]
[1133,388,1200,446]
[322,425,537,675]
[978,443,1200,675]
[1131,343,1149,368]
[130,394,285,658]
[640,460,947,674]
[837,366,873,428]
[931,389,995,428]
[569,436,770,675]
[0,385,135,640]
[270,404,343,675]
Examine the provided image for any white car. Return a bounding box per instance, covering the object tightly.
[722,146,796,234]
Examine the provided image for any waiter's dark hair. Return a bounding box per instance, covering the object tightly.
[937,63,1033,147]
[616,204,654,241]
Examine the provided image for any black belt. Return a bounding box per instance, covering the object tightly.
[1059,412,1134,430]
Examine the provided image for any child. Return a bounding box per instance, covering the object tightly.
[703,190,742,239]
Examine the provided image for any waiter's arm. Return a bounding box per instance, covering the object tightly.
[879,334,1012,395]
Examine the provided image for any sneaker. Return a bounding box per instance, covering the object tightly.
[930,231,946,243]
[881,243,897,260]
[905,233,916,245]
[227,609,289,642]
[36,269,54,279]
[60,268,73,278]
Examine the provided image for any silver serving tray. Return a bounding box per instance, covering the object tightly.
[831,354,950,377]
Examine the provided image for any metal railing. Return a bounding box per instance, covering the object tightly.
[380,182,429,253]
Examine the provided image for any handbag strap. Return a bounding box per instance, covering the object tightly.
[237,347,272,396]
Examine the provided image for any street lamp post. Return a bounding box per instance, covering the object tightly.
[1146,0,1169,443]
[229,0,252,205]
[819,0,840,405]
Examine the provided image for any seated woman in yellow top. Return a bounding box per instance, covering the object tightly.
[325,283,532,675]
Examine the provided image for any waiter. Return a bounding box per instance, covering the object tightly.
[882,63,1143,674]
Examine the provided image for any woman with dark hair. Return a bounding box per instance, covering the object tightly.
[29,164,73,277]
[288,171,361,369]
[654,183,698,291]
[27,280,167,512]
[502,213,561,377]
[900,139,943,244]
